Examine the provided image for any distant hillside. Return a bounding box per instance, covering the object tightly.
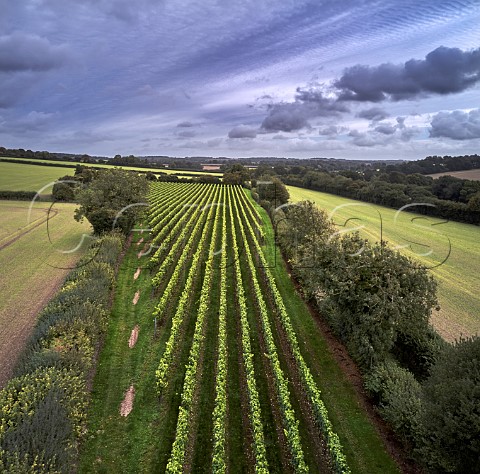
[428,169,480,181]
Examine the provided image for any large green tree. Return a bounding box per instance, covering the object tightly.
[74,168,148,235]
[256,175,290,208]
[223,164,250,186]
[276,200,438,371]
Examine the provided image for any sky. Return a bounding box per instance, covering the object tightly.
[1,0,479,160]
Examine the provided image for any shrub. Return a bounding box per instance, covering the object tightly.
[0,367,87,473]
[0,191,37,201]
[0,233,123,472]
[420,336,480,473]
[365,360,424,446]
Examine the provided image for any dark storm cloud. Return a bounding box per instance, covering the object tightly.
[318,125,343,136]
[228,125,258,138]
[261,103,311,132]
[374,124,396,135]
[177,130,197,138]
[261,87,348,132]
[0,74,34,108]
[0,111,56,133]
[0,33,68,72]
[430,109,480,140]
[348,129,378,147]
[335,46,480,102]
[357,107,389,121]
[177,121,195,128]
[348,114,419,147]
[396,116,406,129]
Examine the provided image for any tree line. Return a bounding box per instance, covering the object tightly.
[277,168,480,224]
[275,201,479,473]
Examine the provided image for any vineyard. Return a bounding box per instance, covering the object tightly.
[152,182,348,472]
[79,181,398,473]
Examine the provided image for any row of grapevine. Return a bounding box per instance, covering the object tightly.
[151,188,218,320]
[145,182,349,473]
[211,191,228,473]
[150,183,204,236]
[166,187,224,473]
[150,183,215,282]
[234,186,350,473]
[148,182,184,222]
[149,184,213,267]
[226,186,270,474]
[231,187,309,473]
[155,185,221,392]
[239,188,265,239]
[149,183,202,227]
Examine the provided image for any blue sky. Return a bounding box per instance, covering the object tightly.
[1,0,479,160]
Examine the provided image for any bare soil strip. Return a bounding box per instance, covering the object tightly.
[128,325,139,348]
[137,242,150,259]
[120,385,135,417]
[132,290,140,305]
[134,267,141,280]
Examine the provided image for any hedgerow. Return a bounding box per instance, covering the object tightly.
[0,233,123,472]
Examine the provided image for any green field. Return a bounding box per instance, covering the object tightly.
[0,159,222,194]
[287,186,480,341]
[0,200,91,387]
[1,157,223,176]
[79,183,398,473]
[0,161,76,192]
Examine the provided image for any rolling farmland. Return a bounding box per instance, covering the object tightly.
[1,157,222,177]
[0,200,91,387]
[80,182,398,473]
[287,186,480,341]
[427,169,480,180]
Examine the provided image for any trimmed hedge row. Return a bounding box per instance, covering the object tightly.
[0,191,38,201]
[0,233,124,473]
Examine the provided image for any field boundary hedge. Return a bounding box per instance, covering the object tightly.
[0,232,124,473]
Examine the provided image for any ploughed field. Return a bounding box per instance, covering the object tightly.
[427,169,480,180]
[79,182,398,473]
[287,185,480,341]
